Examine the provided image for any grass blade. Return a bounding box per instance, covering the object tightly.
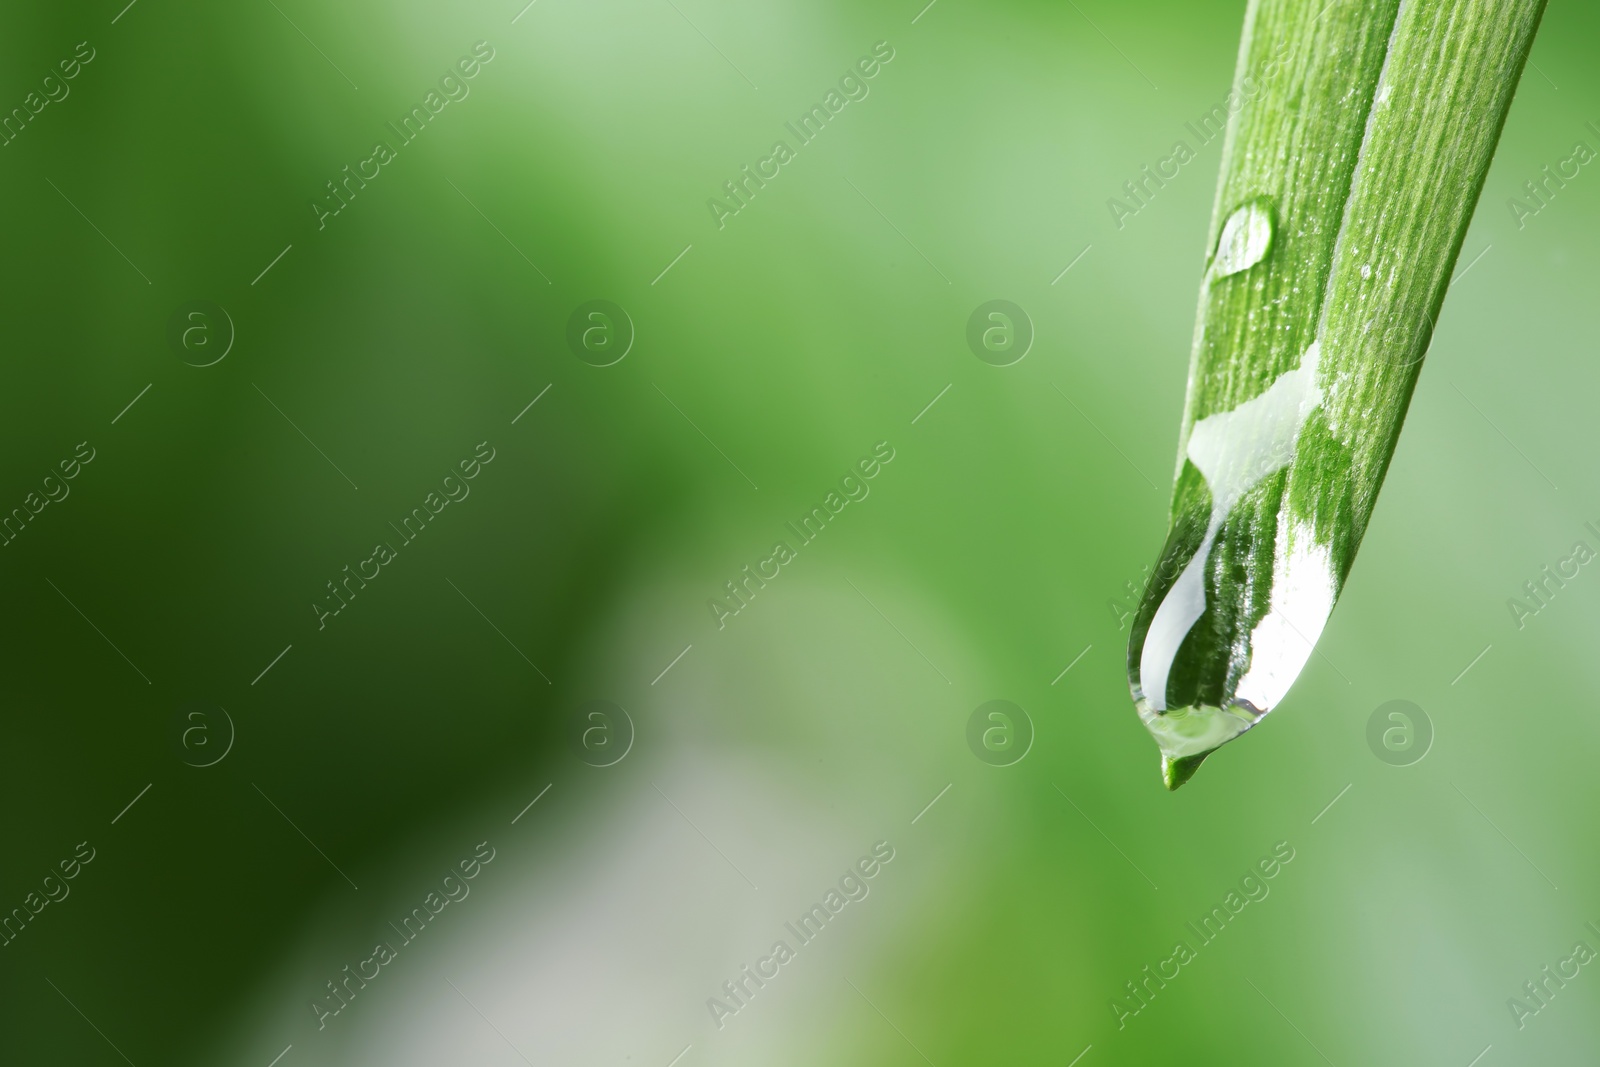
[1127,0,1546,789]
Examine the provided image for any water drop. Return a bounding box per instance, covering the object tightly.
[1210,199,1275,280]
[1127,341,1332,789]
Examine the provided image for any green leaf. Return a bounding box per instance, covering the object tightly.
[1127,0,1547,790]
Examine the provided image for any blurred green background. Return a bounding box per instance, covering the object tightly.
[1,0,1597,1063]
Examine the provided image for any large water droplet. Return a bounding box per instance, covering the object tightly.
[1127,341,1333,789]
[1210,199,1274,280]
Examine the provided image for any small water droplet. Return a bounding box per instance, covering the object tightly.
[1360,264,1372,280]
[1210,199,1275,280]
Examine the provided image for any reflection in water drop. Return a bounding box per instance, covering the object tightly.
[1128,340,1333,788]
[1210,200,1275,279]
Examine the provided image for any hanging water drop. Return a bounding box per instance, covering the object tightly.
[1127,340,1334,789]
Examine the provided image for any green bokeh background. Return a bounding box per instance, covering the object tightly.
[2,0,1597,1063]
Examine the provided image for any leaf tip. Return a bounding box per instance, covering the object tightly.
[1161,751,1210,791]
